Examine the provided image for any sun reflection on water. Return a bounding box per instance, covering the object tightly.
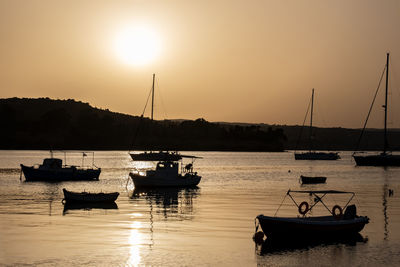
[126,221,143,267]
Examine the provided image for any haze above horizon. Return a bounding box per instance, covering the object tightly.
[1,0,400,128]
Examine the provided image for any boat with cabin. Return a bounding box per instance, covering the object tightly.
[294,89,340,160]
[353,53,400,166]
[20,151,101,181]
[255,190,369,241]
[129,152,202,188]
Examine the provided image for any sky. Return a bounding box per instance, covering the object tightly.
[1,0,400,129]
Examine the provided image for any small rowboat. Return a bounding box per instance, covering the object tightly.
[300,175,327,184]
[62,188,119,203]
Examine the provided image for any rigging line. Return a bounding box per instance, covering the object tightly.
[129,84,154,152]
[353,64,387,153]
[294,94,312,152]
[155,77,168,120]
[274,193,288,217]
[141,84,154,117]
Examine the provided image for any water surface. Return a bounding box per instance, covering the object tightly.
[1,151,400,266]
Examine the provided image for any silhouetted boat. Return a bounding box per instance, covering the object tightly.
[127,74,202,187]
[256,190,369,241]
[129,154,202,188]
[300,175,327,184]
[20,152,101,181]
[130,151,182,162]
[353,53,400,166]
[62,188,119,203]
[294,89,340,160]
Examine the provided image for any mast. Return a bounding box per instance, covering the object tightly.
[309,88,314,152]
[384,53,389,154]
[151,73,155,121]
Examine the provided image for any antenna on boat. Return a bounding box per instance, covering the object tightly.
[384,53,389,154]
[151,73,155,121]
[309,88,314,152]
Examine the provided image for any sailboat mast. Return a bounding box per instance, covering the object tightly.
[309,88,314,152]
[151,73,155,121]
[384,53,389,154]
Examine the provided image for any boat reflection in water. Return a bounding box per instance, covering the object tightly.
[62,201,118,215]
[257,233,368,255]
[130,186,200,219]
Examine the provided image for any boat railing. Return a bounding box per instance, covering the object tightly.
[284,189,356,218]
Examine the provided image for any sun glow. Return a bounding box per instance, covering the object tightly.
[114,25,161,66]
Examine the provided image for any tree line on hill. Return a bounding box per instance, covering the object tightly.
[2,98,399,151]
[0,98,286,151]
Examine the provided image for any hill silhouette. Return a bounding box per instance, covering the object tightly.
[0,98,286,151]
[2,97,399,151]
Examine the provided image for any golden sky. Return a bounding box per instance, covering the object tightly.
[1,0,400,128]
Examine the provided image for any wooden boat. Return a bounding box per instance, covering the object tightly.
[294,89,340,160]
[255,190,369,241]
[20,152,101,181]
[62,188,119,203]
[300,175,327,184]
[353,53,400,166]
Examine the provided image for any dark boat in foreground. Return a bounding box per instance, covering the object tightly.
[300,175,327,184]
[256,190,369,241]
[20,152,101,181]
[353,53,400,166]
[62,188,119,203]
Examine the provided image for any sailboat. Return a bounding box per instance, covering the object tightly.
[294,89,340,160]
[128,74,202,187]
[129,74,180,161]
[353,53,400,166]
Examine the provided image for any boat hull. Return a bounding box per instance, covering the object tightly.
[300,175,327,184]
[130,172,201,188]
[353,154,400,166]
[21,164,101,181]
[63,188,119,203]
[295,152,340,160]
[256,215,369,240]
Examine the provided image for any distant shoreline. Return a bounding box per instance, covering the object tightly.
[1,97,400,151]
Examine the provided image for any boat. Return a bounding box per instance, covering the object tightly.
[129,154,202,188]
[127,74,202,187]
[20,151,101,181]
[300,175,327,184]
[129,74,169,161]
[62,188,119,203]
[255,190,369,241]
[294,89,340,160]
[353,53,400,166]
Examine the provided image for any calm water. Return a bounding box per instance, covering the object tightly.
[1,151,400,266]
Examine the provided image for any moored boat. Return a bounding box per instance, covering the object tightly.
[255,190,369,241]
[129,153,202,188]
[353,53,400,166]
[294,89,340,160]
[20,152,101,181]
[295,152,340,160]
[62,188,119,203]
[300,175,327,184]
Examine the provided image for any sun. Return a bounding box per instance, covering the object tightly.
[114,25,161,66]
